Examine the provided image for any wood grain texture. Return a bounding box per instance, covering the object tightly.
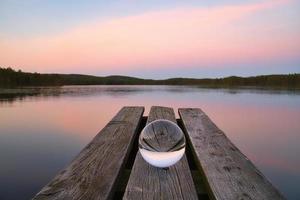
[34,106,144,200]
[123,106,198,200]
[179,108,285,200]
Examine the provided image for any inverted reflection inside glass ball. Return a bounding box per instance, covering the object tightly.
[139,119,186,168]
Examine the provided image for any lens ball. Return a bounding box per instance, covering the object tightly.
[139,119,186,168]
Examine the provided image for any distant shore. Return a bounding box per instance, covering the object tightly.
[1,67,299,89]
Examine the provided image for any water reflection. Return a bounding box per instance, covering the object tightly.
[0,85,299,199]
[1,85,300,104]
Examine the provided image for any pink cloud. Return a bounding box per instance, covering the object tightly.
[0,0,297,73]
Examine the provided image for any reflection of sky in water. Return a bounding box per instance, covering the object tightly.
[0,86,299,199]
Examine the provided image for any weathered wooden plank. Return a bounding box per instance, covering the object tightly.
[34,106,144,200]
[179,108,285,200]
[123,106,198,200]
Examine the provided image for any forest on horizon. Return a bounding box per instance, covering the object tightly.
[1,67,299,89]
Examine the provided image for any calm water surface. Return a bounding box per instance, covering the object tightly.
[0,85,299,200]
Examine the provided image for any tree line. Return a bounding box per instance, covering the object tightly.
[1,67,299,88]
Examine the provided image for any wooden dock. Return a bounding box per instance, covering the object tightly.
[34,106,285,200]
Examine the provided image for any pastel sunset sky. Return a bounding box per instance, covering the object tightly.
[0,0,299,78]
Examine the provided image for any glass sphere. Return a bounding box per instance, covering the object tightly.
[139,119,186,168]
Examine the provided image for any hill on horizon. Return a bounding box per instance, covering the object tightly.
[0,67,300,88]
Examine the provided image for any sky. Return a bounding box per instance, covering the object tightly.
[0,0,299,78]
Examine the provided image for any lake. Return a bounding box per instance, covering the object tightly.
[0,85,299,199]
